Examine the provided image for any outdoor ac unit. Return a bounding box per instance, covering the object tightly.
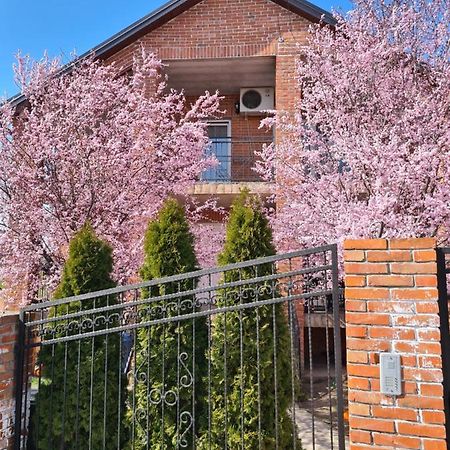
[239,87,274,114]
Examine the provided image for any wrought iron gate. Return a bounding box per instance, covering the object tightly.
[14,245,346,449]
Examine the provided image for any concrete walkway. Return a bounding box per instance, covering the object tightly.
[292,405,344,450]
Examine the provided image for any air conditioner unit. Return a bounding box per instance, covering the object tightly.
[239,87,274,114]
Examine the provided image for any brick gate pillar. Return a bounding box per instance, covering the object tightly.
[344,238,447,450]
[0,312,20,450]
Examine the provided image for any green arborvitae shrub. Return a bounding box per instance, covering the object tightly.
[131,198,208,449]
[201,191,301,449]
[33,225,127,450]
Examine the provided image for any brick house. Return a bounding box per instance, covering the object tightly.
[11,0,334,205]
[10,0,340,370]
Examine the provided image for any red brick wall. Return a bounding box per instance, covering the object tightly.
[0,313,19,450]
[107,0,310,66]
[187,93,271,139]
[344,238,447,450]
[275,53,298,127]
[106,0,306,117]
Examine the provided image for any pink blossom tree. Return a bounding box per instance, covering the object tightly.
[186,197,227,268]
[258,0,450,252]
[0,49,219,308]
[192,221,226,267]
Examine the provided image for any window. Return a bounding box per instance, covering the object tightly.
[202,121,231,182]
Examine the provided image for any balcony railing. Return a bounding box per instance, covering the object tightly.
[202,137,273,183]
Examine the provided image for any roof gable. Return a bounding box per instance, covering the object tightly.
[9,0,334,107]
[95,0,334,61]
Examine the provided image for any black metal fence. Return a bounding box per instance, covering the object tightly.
[15,245,346,449]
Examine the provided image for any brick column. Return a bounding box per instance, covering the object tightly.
[344,238,447,450]
[0,312,19,450]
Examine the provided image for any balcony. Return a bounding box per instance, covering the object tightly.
[201,137,273,183]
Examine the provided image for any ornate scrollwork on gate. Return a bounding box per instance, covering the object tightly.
[177,411,193,448]
[179,352,193,388]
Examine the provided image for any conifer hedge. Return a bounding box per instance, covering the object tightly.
[202,191,301,449]
[33,225,126,449]
[132,198,208,449]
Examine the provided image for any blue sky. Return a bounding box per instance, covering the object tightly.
[0,0,352,99]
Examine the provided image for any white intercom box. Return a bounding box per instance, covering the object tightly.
[380,353,402,396]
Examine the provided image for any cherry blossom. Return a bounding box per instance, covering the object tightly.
[258,0,450,256]
[0,49,219,308]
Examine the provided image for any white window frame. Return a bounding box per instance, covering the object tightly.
[205,120,232,182]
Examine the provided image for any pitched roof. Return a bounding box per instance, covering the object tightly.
[9,0,335,108]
